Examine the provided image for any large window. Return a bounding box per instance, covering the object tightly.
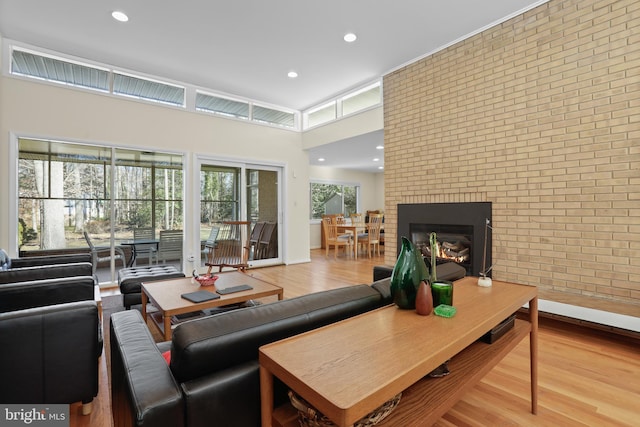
[310,182,359,220]
[17,138,184,283]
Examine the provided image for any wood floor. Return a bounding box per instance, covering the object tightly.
[73,249,640,427]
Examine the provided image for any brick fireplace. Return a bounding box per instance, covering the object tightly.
[382,0,639,308]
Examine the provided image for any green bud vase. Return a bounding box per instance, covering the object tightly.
[428,232,454,307]
[390,237,430,309]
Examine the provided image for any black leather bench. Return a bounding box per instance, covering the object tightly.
[118,266,185,309]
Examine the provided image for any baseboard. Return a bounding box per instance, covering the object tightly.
[525,299,640,338]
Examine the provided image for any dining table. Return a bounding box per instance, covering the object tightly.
[336,222,383,260]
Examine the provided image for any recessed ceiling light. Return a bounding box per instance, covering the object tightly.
[344,33,357,43]
[112,11,129,22]
[318,158,325,162]
[376,145,384,150]
[288,71,298,78]
[378,166,384,170]
[373,158,380,162]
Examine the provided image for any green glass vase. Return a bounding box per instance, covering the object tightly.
[390,236,430,309]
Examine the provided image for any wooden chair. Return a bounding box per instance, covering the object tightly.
[256,222,277,260]
[83,231,126,273]
[359,214,383,258]
[249,221,265,260]
[205,221,250,273]
[350,213,364,226]
[156,230,183,265]
[321,216,352,259]
[132,227,157,266]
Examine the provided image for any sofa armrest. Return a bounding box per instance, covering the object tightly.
[0,301,99,405]
[181,361,261,427]
[110,310,184,427]
[11,253,92,268]
[0,276,97,313]
[0,262,94,284]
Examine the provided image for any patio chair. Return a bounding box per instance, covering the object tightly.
[255,222,277,260]
[132,228,157,266]
[83,231,126,274]
[248,221,265,260]
[156,230,183,265]
[205,221,250,273]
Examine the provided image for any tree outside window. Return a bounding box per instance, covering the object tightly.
[310,182,358,220]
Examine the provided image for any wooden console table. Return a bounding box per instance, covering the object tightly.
[259,277,538,426]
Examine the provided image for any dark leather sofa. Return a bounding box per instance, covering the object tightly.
[110,279,393,427]
[0,250,101,414]
[0,250,94,284]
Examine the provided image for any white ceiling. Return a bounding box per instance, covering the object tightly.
[0,0,545,173]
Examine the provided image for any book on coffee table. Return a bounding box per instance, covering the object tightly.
[181,290,220,303]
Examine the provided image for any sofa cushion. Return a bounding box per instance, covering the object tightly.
[170,284,384,383]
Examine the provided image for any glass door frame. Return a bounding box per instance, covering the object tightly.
[194,155,284,270]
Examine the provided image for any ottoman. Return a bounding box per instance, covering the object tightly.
[118,265,185,309]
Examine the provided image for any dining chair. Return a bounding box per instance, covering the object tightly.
[132,227,157,266]
[350,213,364,225]
[321,216,352,259]
[359,214,384,258]
[156,230,183,266]
[205,221,250,273]
[83,231,126,274]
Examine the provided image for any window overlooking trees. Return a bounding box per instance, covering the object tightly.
[309,182,358,220]
[18,138,183,253]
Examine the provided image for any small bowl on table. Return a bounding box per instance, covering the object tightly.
[194,274,219,287]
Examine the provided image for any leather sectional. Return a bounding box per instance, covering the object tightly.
[110,279,392,427]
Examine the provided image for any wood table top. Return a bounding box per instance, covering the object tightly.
[259,277,537,426]
[142,271,283,316]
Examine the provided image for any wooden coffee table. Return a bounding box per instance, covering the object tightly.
[141,271,283,340]
[260,277,538,427]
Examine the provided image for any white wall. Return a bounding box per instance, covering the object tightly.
[0,75,311,264]
[0,37,384,264]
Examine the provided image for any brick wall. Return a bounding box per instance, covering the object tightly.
[383,0,639,306]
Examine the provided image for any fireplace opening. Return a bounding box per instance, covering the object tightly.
[411,224,473,273]
[397,202,491,278]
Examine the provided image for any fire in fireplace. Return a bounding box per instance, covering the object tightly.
[397,202,491,277]
[411,224,472,269]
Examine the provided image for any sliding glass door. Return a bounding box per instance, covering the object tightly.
[17,138,184,285]
[198,158,282,270]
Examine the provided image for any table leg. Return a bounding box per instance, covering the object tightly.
[529,296,538,414]
[163,314,172,341]
[260,365,274,427]
[353,232,358,260]
[141,290,148,322]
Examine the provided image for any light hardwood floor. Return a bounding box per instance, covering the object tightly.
[72,249,639,427]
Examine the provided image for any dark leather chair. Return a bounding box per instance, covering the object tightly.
[0,276,101,415]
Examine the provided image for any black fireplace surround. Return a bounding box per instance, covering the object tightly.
[397,202,492,277]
